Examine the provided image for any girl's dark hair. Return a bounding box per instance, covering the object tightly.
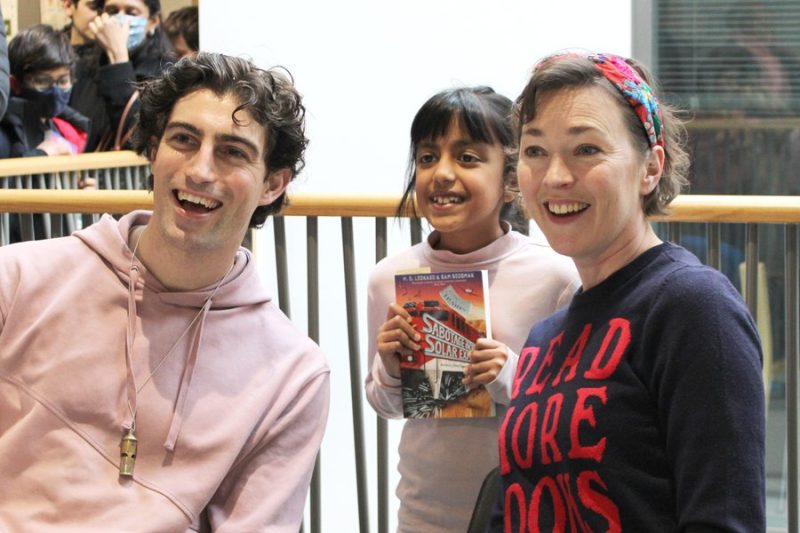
[398,86,527,233]
[8,24,75,81]
[132,52,307,228]
[514,54,690,216]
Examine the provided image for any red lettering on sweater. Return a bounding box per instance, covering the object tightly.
[512,402,538,470]
[556,472,591,533]
[503,470,621,531]
[529,476,566,533]
[552,323,592,387]
[525,332,563,396]
[568,387,608,462]
[499,405,515,475]
[584,318,630,380]
[540,393,564,464]
[511,346,540,400]
[577,470,622,532]
[502,318,631,531]
[505,482,527,533]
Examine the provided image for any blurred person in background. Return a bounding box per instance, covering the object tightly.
[2,24,89,158]
[63,0,174,152]
[163,5,198,59]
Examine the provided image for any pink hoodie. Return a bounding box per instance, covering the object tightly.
[0,211,330,532]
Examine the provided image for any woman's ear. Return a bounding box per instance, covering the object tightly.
[640,146,665,195]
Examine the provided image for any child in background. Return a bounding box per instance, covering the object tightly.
[364,86,580,532]
[163,6,198,59]
[1,24,89,157]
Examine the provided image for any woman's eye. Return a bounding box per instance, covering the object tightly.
[459,153,480,163]
[576,145,601,156]
[417,153,435,165]
[523,145,544,158]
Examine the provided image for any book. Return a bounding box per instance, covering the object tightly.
[394,270,494,419]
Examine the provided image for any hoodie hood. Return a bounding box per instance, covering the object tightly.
[73,210,272,453]
[73,210,272,308]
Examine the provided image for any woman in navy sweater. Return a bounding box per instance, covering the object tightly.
[494,52,765,532]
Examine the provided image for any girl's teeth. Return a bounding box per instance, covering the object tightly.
[432,196,462,205]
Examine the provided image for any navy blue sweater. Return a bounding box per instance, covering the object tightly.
[494,243,765,532]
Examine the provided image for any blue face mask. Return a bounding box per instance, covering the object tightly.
[115,14,149,50]
[20,85,72,119]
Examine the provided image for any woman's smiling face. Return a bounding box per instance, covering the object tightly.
[517,84,663,275]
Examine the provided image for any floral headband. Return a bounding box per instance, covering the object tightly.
[587,53,664,148]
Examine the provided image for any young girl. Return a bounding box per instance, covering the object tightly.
[364,86,580,532]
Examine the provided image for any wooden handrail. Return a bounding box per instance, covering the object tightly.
[649,195,800,223]
[686,116,800,131]
[0,151,148,178]
[1,189,799,223]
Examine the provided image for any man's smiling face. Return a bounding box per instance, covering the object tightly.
[147,88,287,255]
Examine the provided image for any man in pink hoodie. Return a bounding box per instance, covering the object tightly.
[0,52,330,532]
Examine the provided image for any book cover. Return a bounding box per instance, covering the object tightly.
[394,270,494,419]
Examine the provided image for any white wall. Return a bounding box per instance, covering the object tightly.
[201,1,632,530]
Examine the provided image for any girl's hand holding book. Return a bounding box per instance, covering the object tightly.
[376,303,421,379]
[463,338,509,389]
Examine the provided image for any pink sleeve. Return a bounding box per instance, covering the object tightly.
[364,265,404,419]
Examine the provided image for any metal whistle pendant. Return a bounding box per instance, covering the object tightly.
[119,428,138,477]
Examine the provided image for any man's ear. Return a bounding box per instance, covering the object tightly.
[640,146,665,196]
[259,168,292,206]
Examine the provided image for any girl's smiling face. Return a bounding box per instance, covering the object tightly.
[414,119,512,254]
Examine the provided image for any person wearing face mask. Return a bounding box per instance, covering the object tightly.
[1,24,92,243]
[68,0,173,152]
[1,24,89,158]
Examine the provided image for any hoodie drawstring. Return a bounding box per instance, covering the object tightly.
[164,298,212,451]
[123,253,233,458]
[124,265,140,431]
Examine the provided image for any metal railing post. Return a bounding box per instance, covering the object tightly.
[786,224,799,533]
[273,217,291,317]
[374,217,389,533]
[307,216,322,533]
[342,217,370,533]
[744,223,759,318]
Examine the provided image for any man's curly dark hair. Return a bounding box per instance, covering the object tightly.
[132,52,307,228]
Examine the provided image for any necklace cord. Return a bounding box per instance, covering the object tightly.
[123,226,234,441]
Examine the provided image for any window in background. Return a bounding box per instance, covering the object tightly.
[641,1,800,530]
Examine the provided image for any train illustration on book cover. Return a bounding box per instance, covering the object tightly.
[394,270,494,419]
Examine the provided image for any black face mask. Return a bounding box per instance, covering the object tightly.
[19,86,72,119]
